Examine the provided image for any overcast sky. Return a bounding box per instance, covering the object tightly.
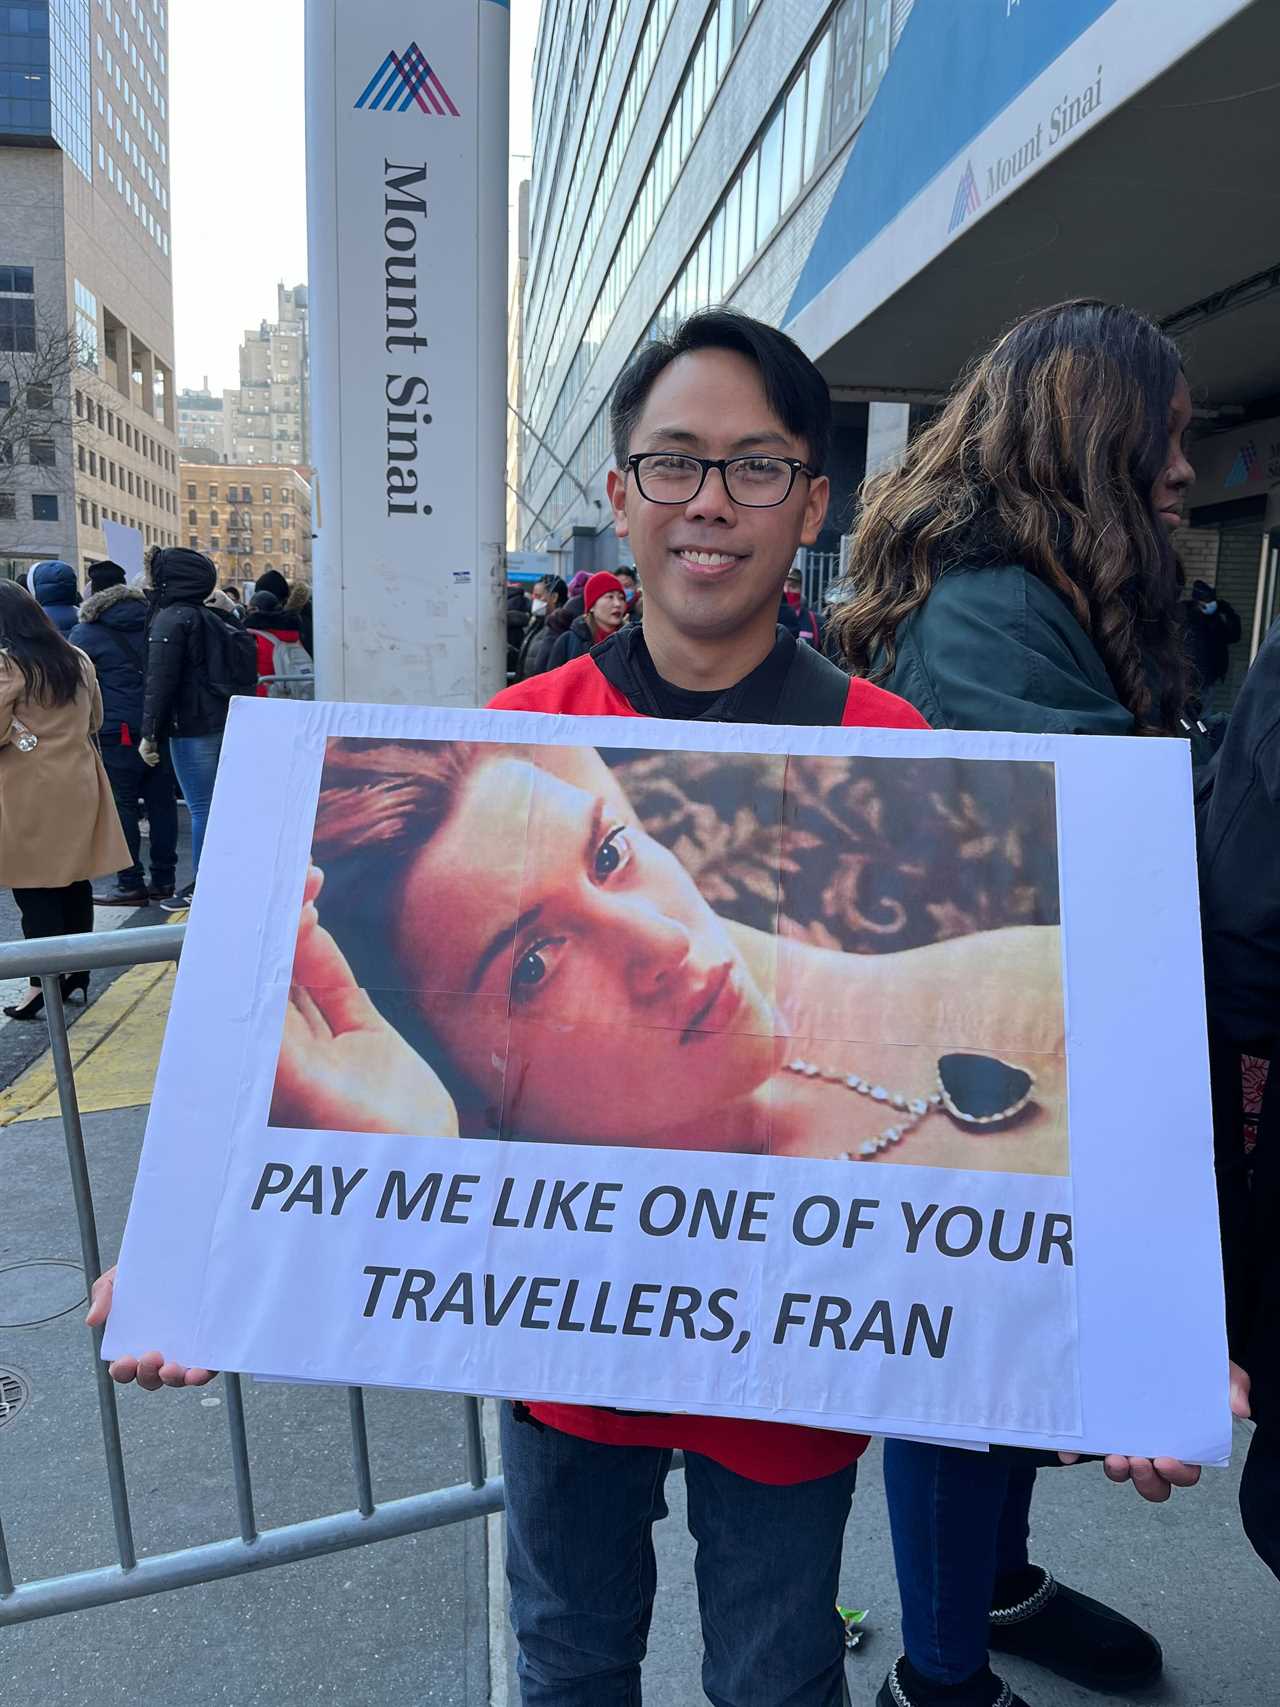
[169,2,538,395]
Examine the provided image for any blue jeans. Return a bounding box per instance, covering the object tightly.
[882,1440,1035,1685]
[168,732,223,878]
[501,1406,856,1707]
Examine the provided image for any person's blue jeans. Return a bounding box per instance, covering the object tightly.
[101,740,178,890]
[501,1405,856,1706]
[168,732,223,879]
[882,1440,1035,1685]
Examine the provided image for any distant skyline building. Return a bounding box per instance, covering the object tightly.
[176,378,228,461]
[222,283,310,470]
[0,0,180,581]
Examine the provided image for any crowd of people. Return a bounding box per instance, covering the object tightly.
[0,555,314,1013]
[75,299,1277,1707]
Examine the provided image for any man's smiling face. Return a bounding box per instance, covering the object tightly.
[606,347,828,648]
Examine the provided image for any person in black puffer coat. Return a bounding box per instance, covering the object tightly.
[142,547,248,906]
[70,561,178,905]
[517,575,569,679]
[1199,619,1280,1582]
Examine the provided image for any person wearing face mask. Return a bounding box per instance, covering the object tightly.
[781,565,823,647]
[545,570,630,669]
[517,575,568,679]
[830,299,1205,1707]
[615,564,643,622]
[1183,577,1241,699]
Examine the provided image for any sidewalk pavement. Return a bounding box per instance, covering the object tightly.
[3,1103,1275,1705]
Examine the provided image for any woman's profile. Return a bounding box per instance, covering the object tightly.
[270,737,1067,1176]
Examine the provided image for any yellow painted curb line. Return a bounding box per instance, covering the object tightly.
[0,946,180,1127]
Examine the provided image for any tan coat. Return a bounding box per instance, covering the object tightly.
[0,651,131,889]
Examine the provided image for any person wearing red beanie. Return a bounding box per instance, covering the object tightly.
[545,570,629,669]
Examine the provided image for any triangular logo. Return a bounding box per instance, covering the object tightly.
[948,160,981,233]
[355,41,459,116]
[1224,442,1258,488]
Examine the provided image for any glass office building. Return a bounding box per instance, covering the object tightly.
[519,0,910,558]
[0,0,92,179]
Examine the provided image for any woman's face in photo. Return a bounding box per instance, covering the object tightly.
[395,751,779,1141]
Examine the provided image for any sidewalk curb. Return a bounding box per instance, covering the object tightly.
[0,957,174,1126]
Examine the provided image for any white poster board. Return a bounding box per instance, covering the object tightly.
[104,699,1231,1461]
[304,0,508,706]
[101,520,145,586]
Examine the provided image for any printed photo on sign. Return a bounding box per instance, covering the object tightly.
[269,738,1067,1175]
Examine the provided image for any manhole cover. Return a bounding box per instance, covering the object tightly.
[0,1260,87,1328]
[0,1367,31,1428]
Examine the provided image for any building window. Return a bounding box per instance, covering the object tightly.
[261,486,271,502]
[30,439,56,467]
[80,498,89,524]
[32,494,60,522]
[187,507,196,525]
[0,266,34,295]
[0,494,14,519]
[0,298,36,354]
[92,502,99,527]
[189,535,199,548]
[78,444,86,472]
[209,510,219,526]
[186,482,196,498]
[210,535,219,549]
[74,281,100,370]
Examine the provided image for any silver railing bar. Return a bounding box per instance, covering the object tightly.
[222,1376,258,1545]
[0,1513,14,1598]
[462,1395,486,1490]
[347,1388,375,1518]
[0,923,185,980]
[41,972,137,1574]
[0,1477,505,1626]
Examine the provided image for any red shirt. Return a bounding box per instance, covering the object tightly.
[488,639,929,1483]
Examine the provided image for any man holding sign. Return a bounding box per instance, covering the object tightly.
[96,312,1213,1707]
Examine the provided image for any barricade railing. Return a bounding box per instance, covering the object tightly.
[0,925,504,1626]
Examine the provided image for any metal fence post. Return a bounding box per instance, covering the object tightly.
[40,972,137,1574]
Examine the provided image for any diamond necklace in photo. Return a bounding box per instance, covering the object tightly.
[782,1051,1036,1159]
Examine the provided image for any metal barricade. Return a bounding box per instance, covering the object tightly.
[258,675,316,699]
[0,926,503,1626]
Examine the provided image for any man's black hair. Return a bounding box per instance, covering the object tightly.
[610,308,831,474]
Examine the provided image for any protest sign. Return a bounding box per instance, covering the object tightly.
[104,699,1231,1460]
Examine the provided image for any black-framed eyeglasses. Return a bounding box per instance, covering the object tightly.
[625,452,816,508]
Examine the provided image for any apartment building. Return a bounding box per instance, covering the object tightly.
[0,0,179,582]
[180,461,312,590]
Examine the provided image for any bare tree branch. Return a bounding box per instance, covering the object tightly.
[0,318,84,509]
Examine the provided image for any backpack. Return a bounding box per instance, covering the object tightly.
[196,607,259,701]
[257,629,315,699]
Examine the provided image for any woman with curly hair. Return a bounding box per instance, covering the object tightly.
[829,299,1200,1707]
[833,298,1197,740]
